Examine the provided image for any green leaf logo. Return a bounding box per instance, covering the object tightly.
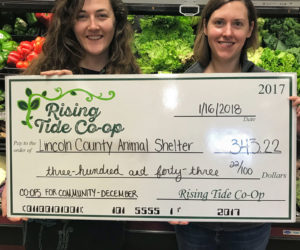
[31,98,40,110]
[26,88,32,97]
[17,100,28,111]
[17,87,116,129]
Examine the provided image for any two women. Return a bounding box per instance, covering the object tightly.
[2,0,300,249]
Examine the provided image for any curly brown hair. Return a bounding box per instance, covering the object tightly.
[193,0,259,68]
[24,0,140,74]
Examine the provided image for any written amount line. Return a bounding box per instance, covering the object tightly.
[36,176,261,180]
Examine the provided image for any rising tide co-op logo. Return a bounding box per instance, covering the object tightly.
[17,87,125,137]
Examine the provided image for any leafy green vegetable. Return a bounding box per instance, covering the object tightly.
[259,48,297,72]
[261,18,300,50]
[247,47,264,65]
[248,47,297,72]
[286,47,300,64]
[248,47,300,92]
[134,16,195,73]
[257,17,266,45]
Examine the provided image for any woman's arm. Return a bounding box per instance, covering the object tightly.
[1,184,28,221]
[40,69,73,75]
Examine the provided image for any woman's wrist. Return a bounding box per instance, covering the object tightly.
[0,180,6,197]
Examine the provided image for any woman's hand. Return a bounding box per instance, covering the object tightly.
[168,221,189,225]
[289,96,300,116]
[289,96,300,134]
[40,69,73,76]
[1,184,28,222]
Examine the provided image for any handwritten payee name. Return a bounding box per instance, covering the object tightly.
[39,138,194,154]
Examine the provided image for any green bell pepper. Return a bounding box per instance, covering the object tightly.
[2,24,13,34]
[2,51,9,61]
[1,40,18,52]
[26,13,38,25]
[0,53,5,69]
[0,89,4,102]
[14,17,28,34]
[14,29,25,35]
[0,30,12,43]
[0,53,5,63]
[26,26,39,36]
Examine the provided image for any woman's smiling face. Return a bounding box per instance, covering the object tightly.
[73,0,116,60]
[204,1,254,64]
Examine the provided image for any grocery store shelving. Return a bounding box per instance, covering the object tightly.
[0,0,300,16]
[0,0,54,12]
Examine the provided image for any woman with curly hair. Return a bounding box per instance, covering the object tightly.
[25,0,140,75]
[2,0,139,249]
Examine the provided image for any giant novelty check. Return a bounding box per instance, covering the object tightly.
[6,73,297,222]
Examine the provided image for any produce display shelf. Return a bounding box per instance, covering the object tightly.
[270,221,300,240]
[0,0,53,12]
[0,0,300,16]
[0,68,22,82]
[256,7,300,17]
[126,4,300,16]
[0,216,23,228]
[0,70,21,87]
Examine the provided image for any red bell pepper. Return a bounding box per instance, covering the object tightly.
[33,36,45,54]
[7,51,22,66]
[20,41,34,51]
[7,37,45,69]
[16,61,29,69]
[35,13,53,27]
[26,51,38,62]
[17,46,30,60]
[17,41,34,59]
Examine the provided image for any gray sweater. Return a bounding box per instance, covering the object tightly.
[184,59,268,231]
[186,59,266,73]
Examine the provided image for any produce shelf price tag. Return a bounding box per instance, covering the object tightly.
[5,73,297,222]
